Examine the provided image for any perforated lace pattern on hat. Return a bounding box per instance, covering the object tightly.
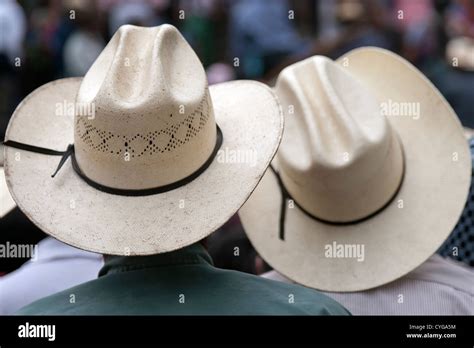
[75,94,210,158]
[438,137,474,266]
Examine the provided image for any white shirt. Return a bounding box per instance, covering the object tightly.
[0,237,103,314]
[262,255,474,315]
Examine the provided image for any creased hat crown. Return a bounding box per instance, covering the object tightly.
[74,24,216,190]
[275,56,404,222]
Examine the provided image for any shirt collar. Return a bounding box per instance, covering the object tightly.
[98,242,213,277]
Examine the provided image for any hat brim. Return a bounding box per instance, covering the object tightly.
[4,78,283,255]
[239,47,471,292]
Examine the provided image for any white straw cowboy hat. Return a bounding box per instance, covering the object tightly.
[3,24,283,255]
[239,47,471,292]
[1,145,16,218]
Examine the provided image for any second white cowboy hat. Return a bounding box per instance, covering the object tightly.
[3,24,283,255]
[239,47,471,292]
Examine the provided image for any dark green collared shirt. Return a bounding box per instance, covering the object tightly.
[17,243,350,315]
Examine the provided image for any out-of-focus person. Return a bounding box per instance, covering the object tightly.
[107,0,163,36]
[63,0,105,77]
[0,0,26,65]
[431,36,474,128]
[228,0,312,78]
[418,0,474,128]
[0,0,27,140]
[206,62,235,85]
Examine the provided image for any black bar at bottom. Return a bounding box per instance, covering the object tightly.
[0,315,472,345]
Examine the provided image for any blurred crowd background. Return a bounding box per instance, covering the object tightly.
[0,0,473,274]
[1,0,473,138]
